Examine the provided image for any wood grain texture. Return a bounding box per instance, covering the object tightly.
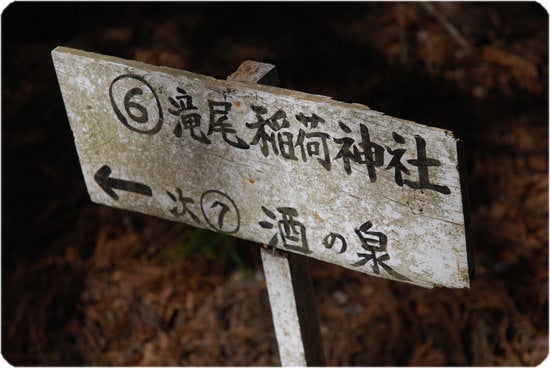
[232,60,326,366]
[52,46,472,288]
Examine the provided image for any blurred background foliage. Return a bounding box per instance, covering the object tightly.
[2,2,547,366]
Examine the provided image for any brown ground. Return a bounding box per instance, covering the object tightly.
[2,3,548,366]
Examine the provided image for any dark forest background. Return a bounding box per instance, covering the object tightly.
[2,2,548,365]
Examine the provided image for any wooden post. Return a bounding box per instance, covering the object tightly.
[261,249,326,366]
[228,61,326,366]
[53,47,473,365]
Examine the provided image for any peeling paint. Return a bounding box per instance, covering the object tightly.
[52,46,472,288]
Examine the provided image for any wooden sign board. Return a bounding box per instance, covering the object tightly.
[52,47,473,288]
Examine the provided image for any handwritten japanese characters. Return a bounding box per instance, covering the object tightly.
[162,85,451,194]
[52,47,472,288]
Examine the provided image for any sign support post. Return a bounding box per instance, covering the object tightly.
[228,60,326,366]
[52,46,473,366]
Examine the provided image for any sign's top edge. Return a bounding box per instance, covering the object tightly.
[51,46,458,140]
[51,46,471,289]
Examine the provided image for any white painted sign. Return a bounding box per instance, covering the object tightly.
[52,47,472,288]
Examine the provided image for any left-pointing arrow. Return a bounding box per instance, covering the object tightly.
[94,165,153,201]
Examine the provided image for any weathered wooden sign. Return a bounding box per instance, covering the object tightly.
[52,47,473,288]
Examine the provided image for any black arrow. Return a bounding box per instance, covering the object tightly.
[94,165,152,201]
